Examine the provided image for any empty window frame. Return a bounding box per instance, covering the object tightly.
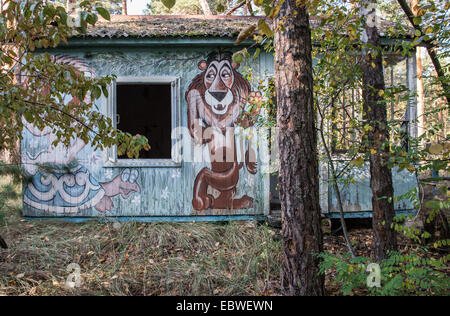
[330,87,363,154]
[330,54,417,154]
[107,76,180,166]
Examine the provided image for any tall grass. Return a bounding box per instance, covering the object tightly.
[0,218,282,296]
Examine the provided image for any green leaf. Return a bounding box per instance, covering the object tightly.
[161,0,176,9]
[232,51,244,64]
[350,156,364,168]
[258,19,273,38]
[96,7,110,20]
[215,3,225,13]
[253,48,261,59]
[86,13,98,25]
[413,16,422,26]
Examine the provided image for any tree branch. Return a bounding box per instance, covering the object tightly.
[396,0,449,104]
[246,1,254,16]
[226,1,246,16]
[317,99,356,258]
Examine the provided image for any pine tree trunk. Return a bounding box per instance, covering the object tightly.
[416,47,425,137]
[199,0,212,15]
[66,0,76,14]
[122,0,127,15]
[361,6,397,261]
[409,0,425,138]
[274,0,324,295]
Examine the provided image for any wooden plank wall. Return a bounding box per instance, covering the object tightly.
[22,45,272,219]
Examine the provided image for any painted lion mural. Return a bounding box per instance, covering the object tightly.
[186,51,261,212]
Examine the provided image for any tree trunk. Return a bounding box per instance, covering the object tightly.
[122,0,127,15]
[274,0,324,295]
[416,46,425,137]
[361,4,397,261]
[66,0,76,14]
[0,235,7,249]
[409,0,425,138]
[199,0,212,15]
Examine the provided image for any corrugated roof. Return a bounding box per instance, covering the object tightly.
[80,15,411,39]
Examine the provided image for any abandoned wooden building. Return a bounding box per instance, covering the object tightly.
[21,15,419,221]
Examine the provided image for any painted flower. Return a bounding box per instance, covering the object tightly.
[105,169,113,180]
[161,186,169,200]
[131,194,141,205]
[171,169,181,178]
[87,152,101,169]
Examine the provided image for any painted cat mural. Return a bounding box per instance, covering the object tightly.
[186,51,262,213]
[22,55,140,215]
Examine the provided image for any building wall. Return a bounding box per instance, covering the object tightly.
[22,44,274,218]
[21,41,418,219]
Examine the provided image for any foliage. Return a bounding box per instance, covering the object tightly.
[49,0,123,14]
[148,0,228,14]
[233,0,448,281]
[147,0,203,14]
[0,161,23,226]
[318,250,450,296]
[242,67,276,128]
[0,0,149,159]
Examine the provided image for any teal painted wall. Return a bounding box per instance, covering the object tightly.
[21,40,417,219]
[22,44,273,218]
[328,162,417,213]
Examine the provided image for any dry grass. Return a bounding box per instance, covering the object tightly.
[0,181,386,297]
[5,178,438,296]
[0,175,283,296]
[0,210,283,296]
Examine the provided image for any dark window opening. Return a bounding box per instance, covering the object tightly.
[117,83,172,159]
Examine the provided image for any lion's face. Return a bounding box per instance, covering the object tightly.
[198,58,239,116]
[186,52,251,131]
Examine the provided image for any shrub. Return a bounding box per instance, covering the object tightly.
[318,251,450,296]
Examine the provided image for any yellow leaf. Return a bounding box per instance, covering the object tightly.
[406,165,415,173]
[429,143,443,155]
[258,19,273,38]
[235,25,256,46]
[350,156,365,168]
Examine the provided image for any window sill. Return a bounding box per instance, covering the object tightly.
[104,159,181,168]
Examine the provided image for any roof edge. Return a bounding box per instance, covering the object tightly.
[56,36,254,49]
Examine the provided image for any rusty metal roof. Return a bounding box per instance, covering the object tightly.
[81,15,411,39]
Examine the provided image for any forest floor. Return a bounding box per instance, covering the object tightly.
[0,204,389,296]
